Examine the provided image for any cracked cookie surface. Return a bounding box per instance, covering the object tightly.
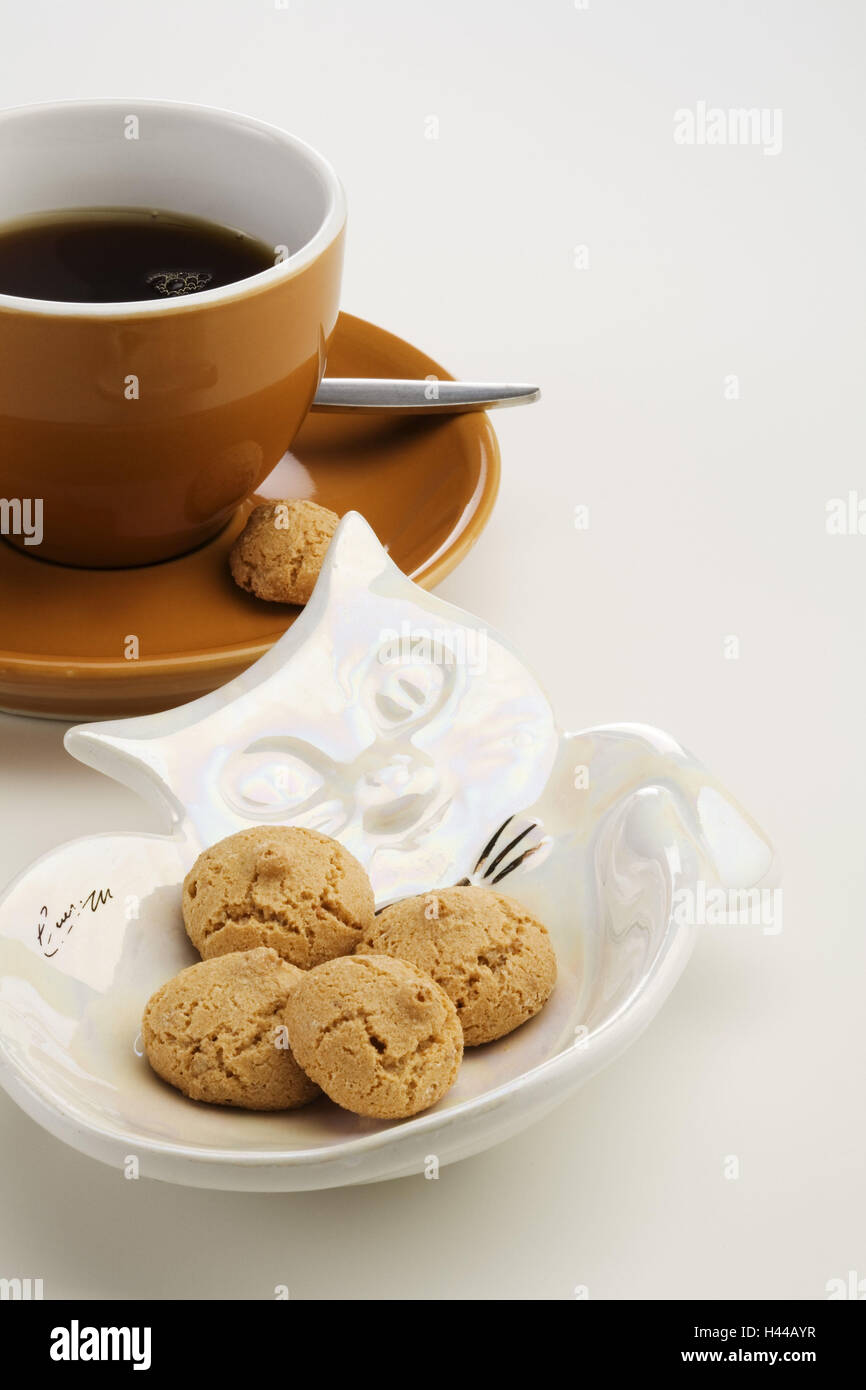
[356,885,557,1045]
[229,498,339,605]
[142,947,320,1110]
[183,825,375,969]
[285,954,463,1119]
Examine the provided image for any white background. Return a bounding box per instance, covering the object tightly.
[1,0,864,1299]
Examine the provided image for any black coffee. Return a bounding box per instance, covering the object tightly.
[0,207,276,303]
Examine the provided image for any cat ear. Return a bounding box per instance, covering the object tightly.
[63,724,186,830]
[313,510,403,598]
[62,513,395,825]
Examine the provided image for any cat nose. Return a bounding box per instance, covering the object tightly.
[363,760,412,789]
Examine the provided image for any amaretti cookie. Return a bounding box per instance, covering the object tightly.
[142,947,320,1111]
[285,954,463,1119]
[356,885,557,1045]
[183,826,375,969]
[229,498,339,605]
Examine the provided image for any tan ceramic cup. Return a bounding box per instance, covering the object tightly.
[0,100,346,568]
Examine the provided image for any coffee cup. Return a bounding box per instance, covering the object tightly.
[0,99,346,568]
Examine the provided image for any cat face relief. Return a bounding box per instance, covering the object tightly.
[74,516,560,903]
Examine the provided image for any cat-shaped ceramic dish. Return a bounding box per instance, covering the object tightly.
[0,515,774,1190]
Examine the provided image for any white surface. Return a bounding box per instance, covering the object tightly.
[0,0,863,1297]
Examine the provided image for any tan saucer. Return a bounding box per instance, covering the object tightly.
[0,312,500,720]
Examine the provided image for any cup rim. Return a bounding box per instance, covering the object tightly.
[0,97,347,318]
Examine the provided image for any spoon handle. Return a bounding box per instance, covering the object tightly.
[310,378,540,414]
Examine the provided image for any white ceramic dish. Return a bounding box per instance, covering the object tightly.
[0,515,774,1190]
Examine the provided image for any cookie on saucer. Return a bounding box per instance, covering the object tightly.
[229,498,339,604]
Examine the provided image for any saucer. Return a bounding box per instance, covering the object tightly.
[0,514,775,1191]
[0,313,500,721]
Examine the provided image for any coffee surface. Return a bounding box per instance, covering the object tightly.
[0,207,275,302]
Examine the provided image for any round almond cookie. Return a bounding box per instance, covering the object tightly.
[229,498,339,605]
[142,947,320,1110]
[183,826,375,969]
[285,954,463,1119]
[356,885,557,1046]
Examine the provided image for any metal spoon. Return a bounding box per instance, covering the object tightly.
[310,379,540,414]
